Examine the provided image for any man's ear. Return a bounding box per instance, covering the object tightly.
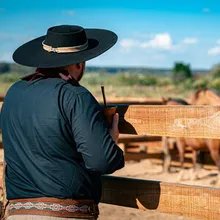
[76,62,84,71]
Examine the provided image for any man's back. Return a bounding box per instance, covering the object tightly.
[1,77,124,203]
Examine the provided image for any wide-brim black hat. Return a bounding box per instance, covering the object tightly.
[13,25,118,68]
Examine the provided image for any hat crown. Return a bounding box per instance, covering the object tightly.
[44,25,87,48]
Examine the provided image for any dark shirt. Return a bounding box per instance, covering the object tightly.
[0,76,124,203]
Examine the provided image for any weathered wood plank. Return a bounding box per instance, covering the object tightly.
[101,176,220,220]
[125,141,162,147]
[1,102,220,139]
[124,152,150,161]
[118,134,161,144]
[117,105,220,139]
[97,97,163,105]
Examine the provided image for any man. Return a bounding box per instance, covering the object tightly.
[0,25,125,219]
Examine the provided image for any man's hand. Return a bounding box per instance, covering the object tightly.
[109,113,119,144]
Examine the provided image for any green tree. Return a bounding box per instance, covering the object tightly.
[172,62,192,82]
[0,63,10,74]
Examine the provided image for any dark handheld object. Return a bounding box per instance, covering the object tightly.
[101,86,107,106]
[104,106,117,128]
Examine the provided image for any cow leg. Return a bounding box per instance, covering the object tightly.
[207,140,220,186]
[197,150,205,168]
[162,136,171,173]
[216,161,220,186]
[190,149,200,180]
[176,138,185,181]
[210,146,220,186]
[217,161,220,186]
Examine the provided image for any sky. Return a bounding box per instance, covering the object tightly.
[0,0,220,69]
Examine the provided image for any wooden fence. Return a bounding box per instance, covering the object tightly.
[101,175,220,220]
[0,101,220,219]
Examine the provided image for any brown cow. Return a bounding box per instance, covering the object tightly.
[162,90,220,185]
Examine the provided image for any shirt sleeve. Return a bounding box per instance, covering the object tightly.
[0,102,3,129]
[66,90,124,175]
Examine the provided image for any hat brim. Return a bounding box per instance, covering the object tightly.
[12,29,118,68]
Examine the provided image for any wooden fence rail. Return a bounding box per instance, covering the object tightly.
[97,97,163,105]
[1,103,220,138]
[118,134,161,144]
[101,176,220,220]
[116,105,220,139]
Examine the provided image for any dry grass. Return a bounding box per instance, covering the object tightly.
[82,84,192,99]
[0,82,193,101]
[0,82,13,95]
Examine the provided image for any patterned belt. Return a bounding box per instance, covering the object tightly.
[8,197,99,219]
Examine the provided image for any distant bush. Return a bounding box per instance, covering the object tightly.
[115,73,157,86]
[0,73,22,83]
[210,78,220,91]
[0,63,10,74]
[192,77,209,89]
[210,64,220,78]
[115,74,137,86]
[157,77,172,86]
[81,73,113,85]
[172,62,193,83]
[138,75,157,86]
[182,78,194,90]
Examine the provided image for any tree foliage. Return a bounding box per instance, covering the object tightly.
[172,62,192,82]
[0,63,10,74]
